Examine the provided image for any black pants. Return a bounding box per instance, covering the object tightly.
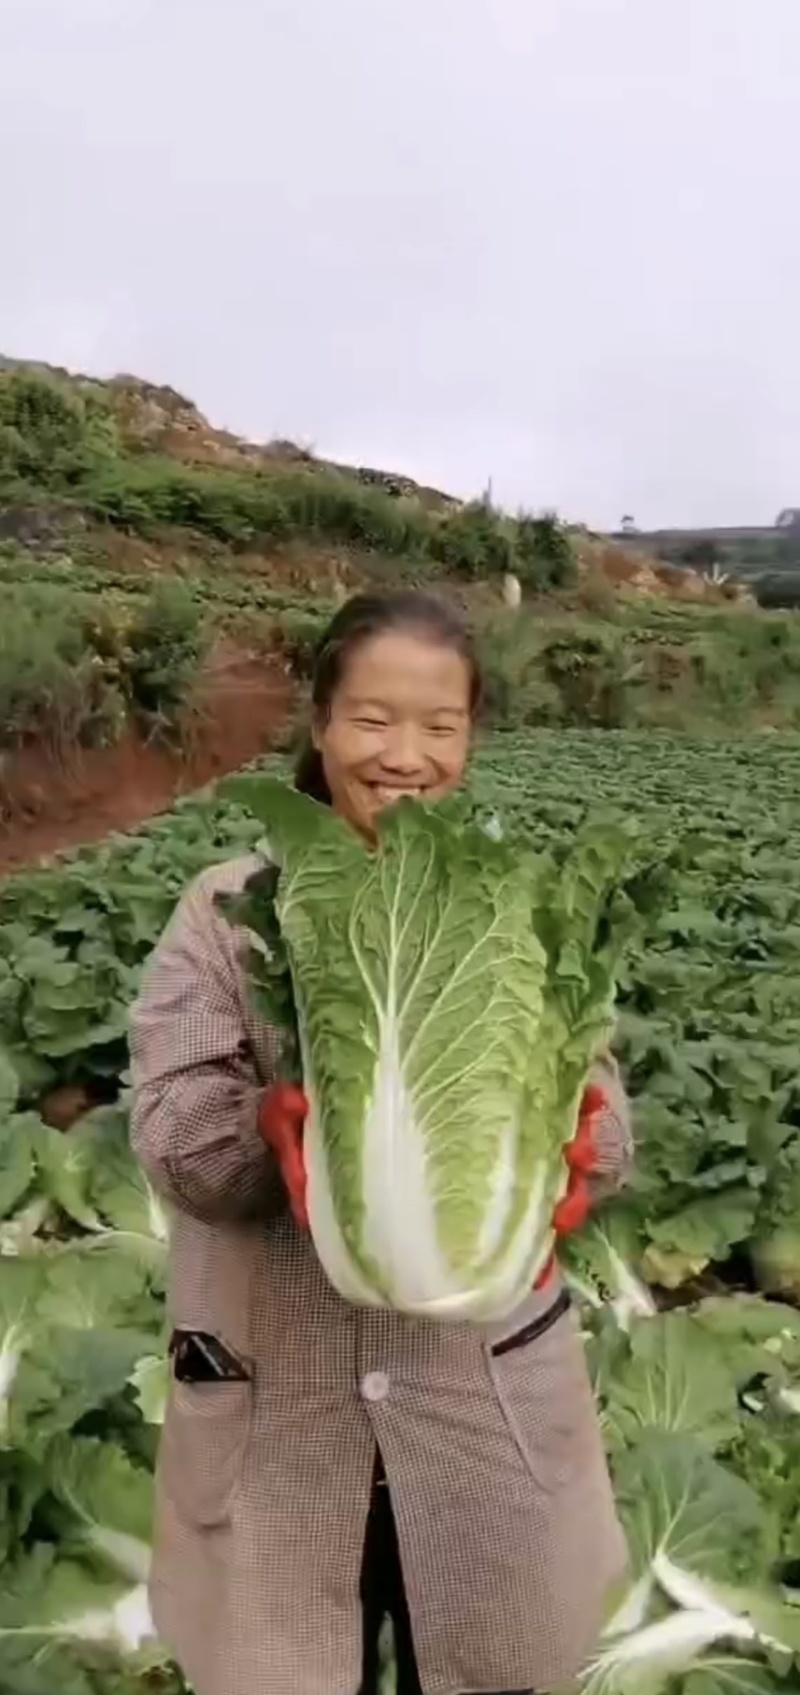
[359,1453,531,1695]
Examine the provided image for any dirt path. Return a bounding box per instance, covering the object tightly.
[0,648,294,874]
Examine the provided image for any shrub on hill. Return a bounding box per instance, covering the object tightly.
[0,579,205,756]
[0,368,117,497]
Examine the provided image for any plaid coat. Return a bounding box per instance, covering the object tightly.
[129,855,633,1695]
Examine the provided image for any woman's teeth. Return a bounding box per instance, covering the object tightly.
[371,785,423,803]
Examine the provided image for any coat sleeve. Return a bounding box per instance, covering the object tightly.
[129,864,286,1225]
[585,1045,634,1201]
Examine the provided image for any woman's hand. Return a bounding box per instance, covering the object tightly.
[258,1083,309,1227]
[534,1082,606,1291]
[258,1078,610,1252]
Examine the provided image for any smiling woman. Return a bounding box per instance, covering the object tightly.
[293,590,482,833]
[129,587,632,1695]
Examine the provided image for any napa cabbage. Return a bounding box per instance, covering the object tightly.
[224,777,638,1323]
[581,1432,800,1694]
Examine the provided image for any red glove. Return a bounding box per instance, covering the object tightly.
[534,1082,606,1291]
[258,1083,309,1227]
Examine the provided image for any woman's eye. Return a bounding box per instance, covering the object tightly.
[355,717,388,730]
[427,724,457,737]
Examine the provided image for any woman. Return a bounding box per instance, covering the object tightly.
[130,590,632,1695]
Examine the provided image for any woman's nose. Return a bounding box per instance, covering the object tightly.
[379,725,425,774]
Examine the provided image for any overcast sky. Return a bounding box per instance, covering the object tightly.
[1,0,798,530]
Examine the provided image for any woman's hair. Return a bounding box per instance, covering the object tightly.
[294,590,482,804]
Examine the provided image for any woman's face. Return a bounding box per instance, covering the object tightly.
[314,628,473,837]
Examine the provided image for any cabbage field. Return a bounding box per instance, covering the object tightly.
[2,730,800,1694]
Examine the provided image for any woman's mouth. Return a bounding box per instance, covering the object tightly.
[367,783,426,805]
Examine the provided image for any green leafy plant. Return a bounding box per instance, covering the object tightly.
[220,776,644,1320]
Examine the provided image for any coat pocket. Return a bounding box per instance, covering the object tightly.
[486,1301,598,1495]
[159,1377,252,1528]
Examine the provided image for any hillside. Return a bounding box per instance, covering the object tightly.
[0,352,749,600]
[1,354,798,867]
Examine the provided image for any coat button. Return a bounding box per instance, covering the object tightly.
[361,1370,390,1403]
